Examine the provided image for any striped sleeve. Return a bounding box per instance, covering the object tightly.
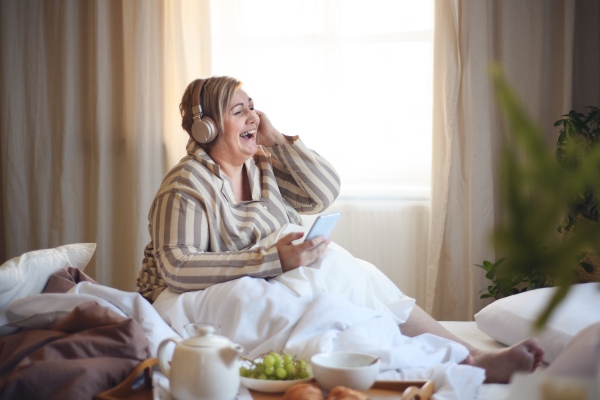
[150,191,283,292]
[267,137,341,214]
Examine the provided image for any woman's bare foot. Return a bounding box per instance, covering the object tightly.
[468,338,545,383]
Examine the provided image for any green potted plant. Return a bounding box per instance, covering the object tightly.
[555,107,600,282]
[555,107,600,233]
[476,106,600,301]
[476,66,600,328]
[475,257,552,300]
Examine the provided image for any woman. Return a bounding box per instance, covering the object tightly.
[137,76,339,302]
[138,76,544,383]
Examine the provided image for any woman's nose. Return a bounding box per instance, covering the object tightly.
[247,110,258,124]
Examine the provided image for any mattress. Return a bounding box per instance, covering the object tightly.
[439,321,506,351]
[439,321,508,400]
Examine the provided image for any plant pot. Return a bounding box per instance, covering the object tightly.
[565,214,600,283]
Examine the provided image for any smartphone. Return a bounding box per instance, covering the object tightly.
[304,212,341,242]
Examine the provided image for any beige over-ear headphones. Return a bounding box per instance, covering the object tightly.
[191,79,217,143]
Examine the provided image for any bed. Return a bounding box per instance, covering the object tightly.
[1,241,599,400]
[439,322,509,400]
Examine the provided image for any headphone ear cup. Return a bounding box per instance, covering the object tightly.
[192,116,217,144]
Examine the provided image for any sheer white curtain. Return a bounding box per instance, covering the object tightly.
[209,0,434,306]
[427,0,577,320]
[211,0,434,198]
[0,0,210,291]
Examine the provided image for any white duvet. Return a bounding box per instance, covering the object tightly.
[153,224,486,400]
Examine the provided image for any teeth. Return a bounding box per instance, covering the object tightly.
[240,129,256,138]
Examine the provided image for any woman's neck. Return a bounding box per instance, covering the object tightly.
[208,150,245,178]
[209,152,251,202]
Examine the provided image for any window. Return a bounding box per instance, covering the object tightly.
[212,0,434,198]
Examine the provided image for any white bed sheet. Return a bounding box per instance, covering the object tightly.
[153,225,488,400]
[440,321,509,400]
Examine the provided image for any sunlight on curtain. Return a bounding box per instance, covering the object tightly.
[211,0,434,198]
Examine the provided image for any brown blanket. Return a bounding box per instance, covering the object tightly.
[0,301,150,399]
[42,266,98,294]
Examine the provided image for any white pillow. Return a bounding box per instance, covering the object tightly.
[0,243,96,310]
[475,283,600,363]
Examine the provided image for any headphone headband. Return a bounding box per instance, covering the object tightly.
[192,79,208,118]
[190,78,217,144]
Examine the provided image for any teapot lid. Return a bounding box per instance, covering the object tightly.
[183,325,232,348]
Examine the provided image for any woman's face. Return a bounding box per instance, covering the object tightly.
[214,88,259,165]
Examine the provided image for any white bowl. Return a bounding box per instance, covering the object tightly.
[311,352,380,391]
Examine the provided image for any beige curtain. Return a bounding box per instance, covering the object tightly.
[427,0,580,320]
[0,0,211,291]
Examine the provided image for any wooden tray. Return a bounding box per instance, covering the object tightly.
[94,359,434,400]
[250,380,434,400]
[93,358,157,400]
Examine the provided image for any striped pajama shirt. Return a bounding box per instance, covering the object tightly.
[136,136,340,302]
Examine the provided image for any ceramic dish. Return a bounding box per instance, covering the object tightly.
[240,374,313,393]
[311,351,380,391]
[239,359,313,393]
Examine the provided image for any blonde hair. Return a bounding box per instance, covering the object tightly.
[179,76,243,152]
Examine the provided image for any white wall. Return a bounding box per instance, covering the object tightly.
[302,198,430,308]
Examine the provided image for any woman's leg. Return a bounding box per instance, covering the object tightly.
[399,305,545,383]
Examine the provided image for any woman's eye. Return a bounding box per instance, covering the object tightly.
[234,110,242,115]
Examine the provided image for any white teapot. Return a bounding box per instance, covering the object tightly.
[157,324,244,400]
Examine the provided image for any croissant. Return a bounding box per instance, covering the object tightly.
[326,386,370,400]
[282,383,324,400]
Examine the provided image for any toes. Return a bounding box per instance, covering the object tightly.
[522,338,545,358]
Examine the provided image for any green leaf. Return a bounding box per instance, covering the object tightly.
[557,130,567,145]
[531,277,544,286]
[494,257,506,268]
[579,262,594,273]
[482,260,493,271]
[556,148,566,167]
[497,278,515,297]
[554,119,566,127]
[474,264,485,270]
[485,265,497,280]
[480,294,493,299]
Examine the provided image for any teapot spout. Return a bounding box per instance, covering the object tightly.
[221,343,244,367]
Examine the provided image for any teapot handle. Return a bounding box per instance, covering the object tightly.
[157,337,181,379]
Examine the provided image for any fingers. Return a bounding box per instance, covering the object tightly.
[296,238,330,265]
[276,232,326,251]
[307,239,330,260]
[278,231,304,245]
[290,235,322,250]
[276,233,331,272]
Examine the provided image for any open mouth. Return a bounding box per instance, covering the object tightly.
[240,129,256,140]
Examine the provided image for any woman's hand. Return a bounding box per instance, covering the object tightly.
[276,232,331,272]
[255,110,288,147]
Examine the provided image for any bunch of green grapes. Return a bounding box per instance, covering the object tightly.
[240,351,310,381]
